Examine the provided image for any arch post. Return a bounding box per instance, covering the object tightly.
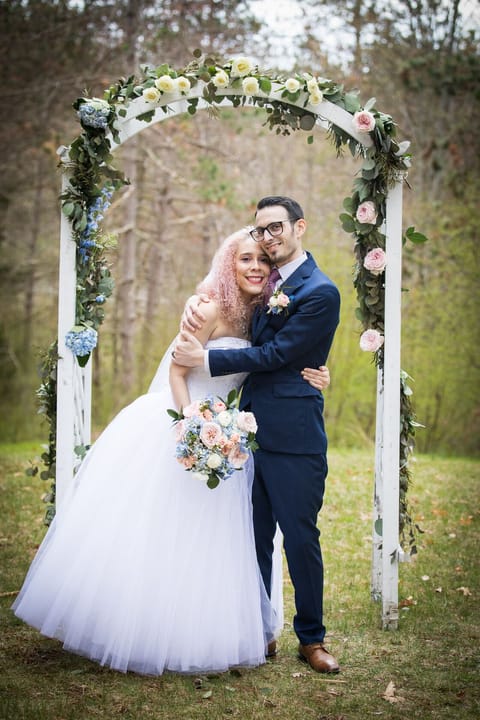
[372,177,404,629]
[56,159,92,508]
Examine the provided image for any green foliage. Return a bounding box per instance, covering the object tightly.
[27,342,58,525]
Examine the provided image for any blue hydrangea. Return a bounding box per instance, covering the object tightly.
[65,327,98,356]
[95,295,106,304]
[77,99,111,129]
[78,183,114,252]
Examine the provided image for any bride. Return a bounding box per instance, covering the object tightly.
[13,229,329,675]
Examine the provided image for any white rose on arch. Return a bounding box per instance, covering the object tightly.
[285,77,301,93]
[242,76,260,95]
[212,69,229,88]
[176,76,191,94]
[142,86,161,103]
[231,57,254,77]
[308,89,324,106]
[360,329,384,352]
[155,75,176,93]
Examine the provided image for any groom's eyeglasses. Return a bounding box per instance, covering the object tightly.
[249,219,296,243]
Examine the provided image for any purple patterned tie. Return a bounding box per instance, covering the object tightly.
[264,267,281,304]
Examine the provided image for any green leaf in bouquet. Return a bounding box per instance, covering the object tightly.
[207,475,220,490]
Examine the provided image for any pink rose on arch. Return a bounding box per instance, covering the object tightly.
[363,248,387,275]
[356,200,378,225]
[360,329,384,352]
[200,422,223,448]
[352,110,376,133]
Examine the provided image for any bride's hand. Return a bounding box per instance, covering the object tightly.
[172,331,205,367]
[301,365,330,391]
[181,294,211,332]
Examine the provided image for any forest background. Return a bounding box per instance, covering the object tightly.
[0,0,479,461]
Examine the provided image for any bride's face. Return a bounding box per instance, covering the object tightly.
[235,236,271,298]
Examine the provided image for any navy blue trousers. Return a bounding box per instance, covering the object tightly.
[252,448,327,645]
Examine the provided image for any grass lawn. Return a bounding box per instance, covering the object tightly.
[0,442,478,720]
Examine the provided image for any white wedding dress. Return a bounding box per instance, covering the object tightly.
[13,337,283,675]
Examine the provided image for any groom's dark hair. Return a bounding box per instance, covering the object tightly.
[256,196,304,221]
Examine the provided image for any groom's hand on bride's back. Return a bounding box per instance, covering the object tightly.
[181,294,211,332]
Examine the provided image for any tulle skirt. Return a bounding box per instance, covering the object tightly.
[13,389,282,674]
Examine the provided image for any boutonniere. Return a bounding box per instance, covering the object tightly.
[267,288,294,315]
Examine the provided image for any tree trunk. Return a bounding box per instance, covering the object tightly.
[117,0,142,390]
[23,155,44,358]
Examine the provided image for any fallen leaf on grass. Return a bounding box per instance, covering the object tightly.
[202,690,212,700]
[399,596,417,607]
[383,681,405,703]
[263,698,277,708]
[456,586,472,597]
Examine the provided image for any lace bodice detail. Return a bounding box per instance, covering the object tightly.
[187,336,250,400]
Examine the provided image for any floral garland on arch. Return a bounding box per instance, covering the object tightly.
[37,51,426,550]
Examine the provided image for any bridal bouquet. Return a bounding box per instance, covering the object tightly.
[168,389,258,489]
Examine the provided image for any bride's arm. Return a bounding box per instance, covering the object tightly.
[169,300,220,411]
[169,362,191,412]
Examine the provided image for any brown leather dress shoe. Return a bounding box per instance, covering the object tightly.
[266,640,277,657]
[298,643,340,673]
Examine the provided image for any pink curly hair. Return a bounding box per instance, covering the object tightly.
[196,228,269,334]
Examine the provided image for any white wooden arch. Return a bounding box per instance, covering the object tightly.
[56,83,404,629]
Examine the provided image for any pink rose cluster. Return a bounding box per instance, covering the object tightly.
[359,329,384,353]
[363,248,387,276]
[169,391,258,489]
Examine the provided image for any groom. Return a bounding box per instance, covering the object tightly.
[175,196,340,673]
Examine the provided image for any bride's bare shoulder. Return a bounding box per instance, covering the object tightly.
[199,297,221,322]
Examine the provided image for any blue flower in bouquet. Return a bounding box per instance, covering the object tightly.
[168,390,258,490]
[65,326,98,357]
[77,99,111,129]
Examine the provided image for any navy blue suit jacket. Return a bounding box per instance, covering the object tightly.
[209,252,340,455]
